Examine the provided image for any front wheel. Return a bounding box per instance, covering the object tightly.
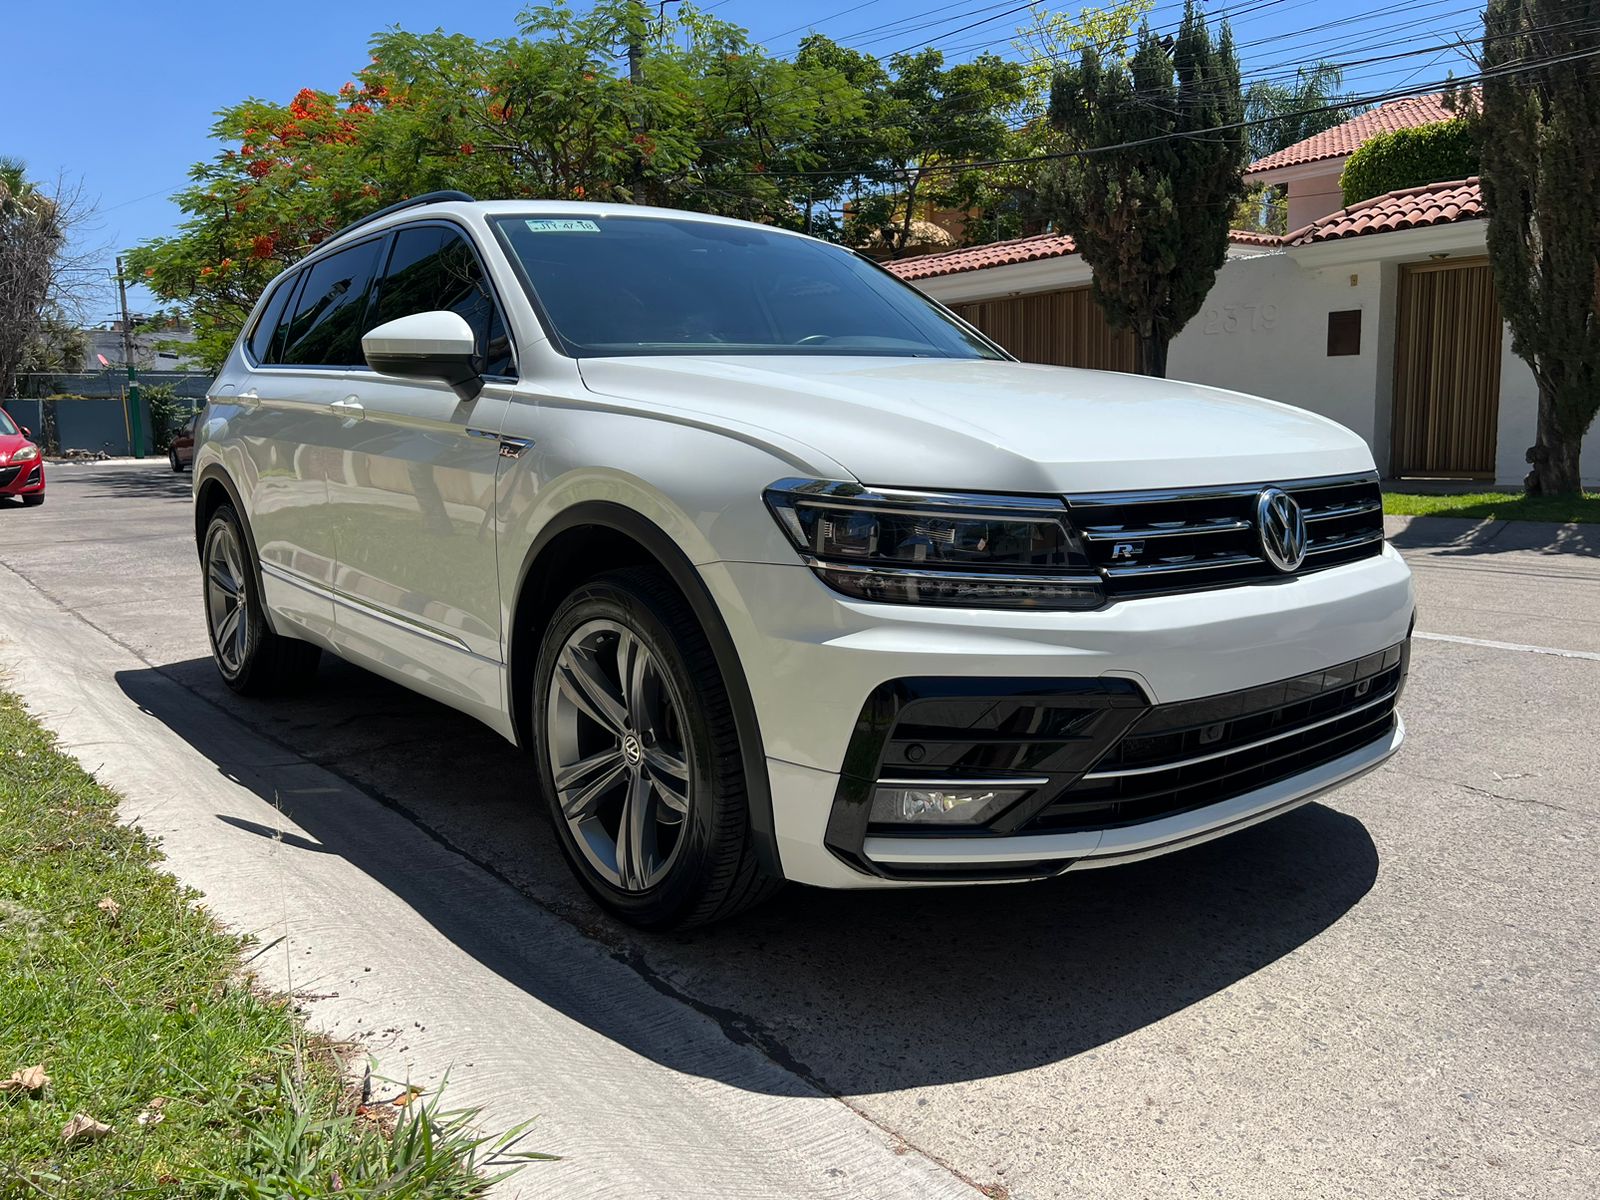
[533,567,778,929]
[169,449,183,472]
[20,494,43,507]
[202,504,320,694]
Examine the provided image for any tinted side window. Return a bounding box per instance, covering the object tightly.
[280,239,384,367]
[374,226,514,377]
[248,273,300,363]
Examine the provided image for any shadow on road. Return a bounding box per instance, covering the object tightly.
[1388,516,1597,558]
[116,656,1380,1097]
[56,463,195,502]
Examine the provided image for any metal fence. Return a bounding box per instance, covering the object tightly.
[4,373,212,457]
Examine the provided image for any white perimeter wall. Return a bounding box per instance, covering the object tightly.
[1167,253,1396,470]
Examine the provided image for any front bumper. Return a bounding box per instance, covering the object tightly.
[701,544,1414,888]
[0,459,44,496]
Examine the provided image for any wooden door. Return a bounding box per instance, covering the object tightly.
[952,287,1135,372]
[1391,260,1502,477]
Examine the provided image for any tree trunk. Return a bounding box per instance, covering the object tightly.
[1135,330,1169,378]
[1525,379,1584,495]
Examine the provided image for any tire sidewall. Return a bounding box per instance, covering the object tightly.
[532,576,730,927]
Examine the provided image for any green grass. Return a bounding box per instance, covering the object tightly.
[1383,491,1600,524]
[0,689,542,1198]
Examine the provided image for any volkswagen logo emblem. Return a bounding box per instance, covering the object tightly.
[621,733,644,767]
[1256,487,1308,573]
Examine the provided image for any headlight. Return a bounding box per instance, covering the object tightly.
[11,444,39,463]
[764,478,1103,610]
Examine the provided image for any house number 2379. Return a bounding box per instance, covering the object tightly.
[1203,303,1277,334]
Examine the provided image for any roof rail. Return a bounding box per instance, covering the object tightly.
[325,190,476,244]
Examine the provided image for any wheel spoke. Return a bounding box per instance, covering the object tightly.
[556,645,628,735]
[615,769,655,889]
[558,752,628,821]
[643,746,689,815]
[208,560,238,598]
[216,605,242,658]
[617,629,648,727]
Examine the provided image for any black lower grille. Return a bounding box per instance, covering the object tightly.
[0,466,20,488]
[1025,641,1408,833]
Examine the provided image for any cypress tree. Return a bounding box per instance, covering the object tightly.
[1043,2,1247,377]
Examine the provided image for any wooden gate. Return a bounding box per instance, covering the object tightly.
[1391,260,1502,477]
[952,287,1135,372]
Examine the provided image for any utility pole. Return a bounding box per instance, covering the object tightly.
[114,256,145,459]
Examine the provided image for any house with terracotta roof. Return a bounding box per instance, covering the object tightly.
[889,96,1591,487]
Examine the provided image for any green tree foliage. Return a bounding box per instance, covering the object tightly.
[841,47,1025,256]
[128,2,869,370]
[1,160,66,397]
[1244,62,1362,163]
[1470,0,1600,495]
[1041,3,1248,376]
[1338,120,1478,207]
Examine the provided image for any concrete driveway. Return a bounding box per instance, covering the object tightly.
[0,462,1595,1199]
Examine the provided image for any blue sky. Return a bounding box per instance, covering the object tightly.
[3,0,1480,318]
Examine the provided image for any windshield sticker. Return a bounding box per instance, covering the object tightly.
[525,218,601,233]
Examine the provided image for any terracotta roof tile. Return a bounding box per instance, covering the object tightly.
[1287,178,1484,245]
[886,229,1280,281]
[1246,94,1456,174]
[886,232,1078,281]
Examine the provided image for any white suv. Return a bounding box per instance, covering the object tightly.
[194,193,1413,927]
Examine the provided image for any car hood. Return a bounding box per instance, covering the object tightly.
[0,434,33,463]
[576,356,1375,493]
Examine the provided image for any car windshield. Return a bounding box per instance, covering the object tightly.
[492,214,1002,360]
[0,410,18,436]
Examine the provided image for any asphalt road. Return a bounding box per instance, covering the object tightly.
[2,462,1597,1199]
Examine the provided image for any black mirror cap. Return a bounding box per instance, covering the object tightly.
[364,347,485,403]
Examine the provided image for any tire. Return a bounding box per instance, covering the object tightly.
[170,449,183,472]
[533,566,779,929]
[202,503,320,695]
[20,494,43,507]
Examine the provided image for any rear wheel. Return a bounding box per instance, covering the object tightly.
[533,567,779,928]
[202,504,320,694]
[169,449,183,472]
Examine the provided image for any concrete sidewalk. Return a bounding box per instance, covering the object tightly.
[0,559,978,1200]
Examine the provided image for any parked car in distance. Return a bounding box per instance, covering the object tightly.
[192,193,1415,928]
[169,415,197,472]
[0,408,45,507]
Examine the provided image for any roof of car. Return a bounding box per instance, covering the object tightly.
[311,197,816,262]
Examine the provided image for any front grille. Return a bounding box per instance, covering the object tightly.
[1066,473,1385,597]
[1025,641,1408,833]
[0,466,20,488]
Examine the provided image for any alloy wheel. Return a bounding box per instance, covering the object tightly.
[545,619,692,892]
[205,523,250,675]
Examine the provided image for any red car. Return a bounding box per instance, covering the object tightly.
[0,408,44,507]
[169,414,197,472]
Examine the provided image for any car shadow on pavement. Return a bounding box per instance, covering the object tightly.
[54,464,195,502]
[115,658,1380,1098]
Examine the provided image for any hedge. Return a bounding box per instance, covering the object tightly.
[1339,119,1479,207]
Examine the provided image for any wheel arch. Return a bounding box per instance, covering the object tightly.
[509,502,782,878]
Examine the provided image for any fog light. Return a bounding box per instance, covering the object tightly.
[869,785,1027,826]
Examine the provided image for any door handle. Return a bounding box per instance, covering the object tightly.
[330,396,365,423]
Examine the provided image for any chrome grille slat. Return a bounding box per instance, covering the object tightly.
[1065,472,1384,598]
[1081,518,1251,541]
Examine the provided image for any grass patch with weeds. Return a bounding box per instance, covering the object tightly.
[0,688,543,1197]
[1384,491,1600,524]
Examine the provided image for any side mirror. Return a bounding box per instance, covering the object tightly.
[20,427,31,439]
[362,311,483,401]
